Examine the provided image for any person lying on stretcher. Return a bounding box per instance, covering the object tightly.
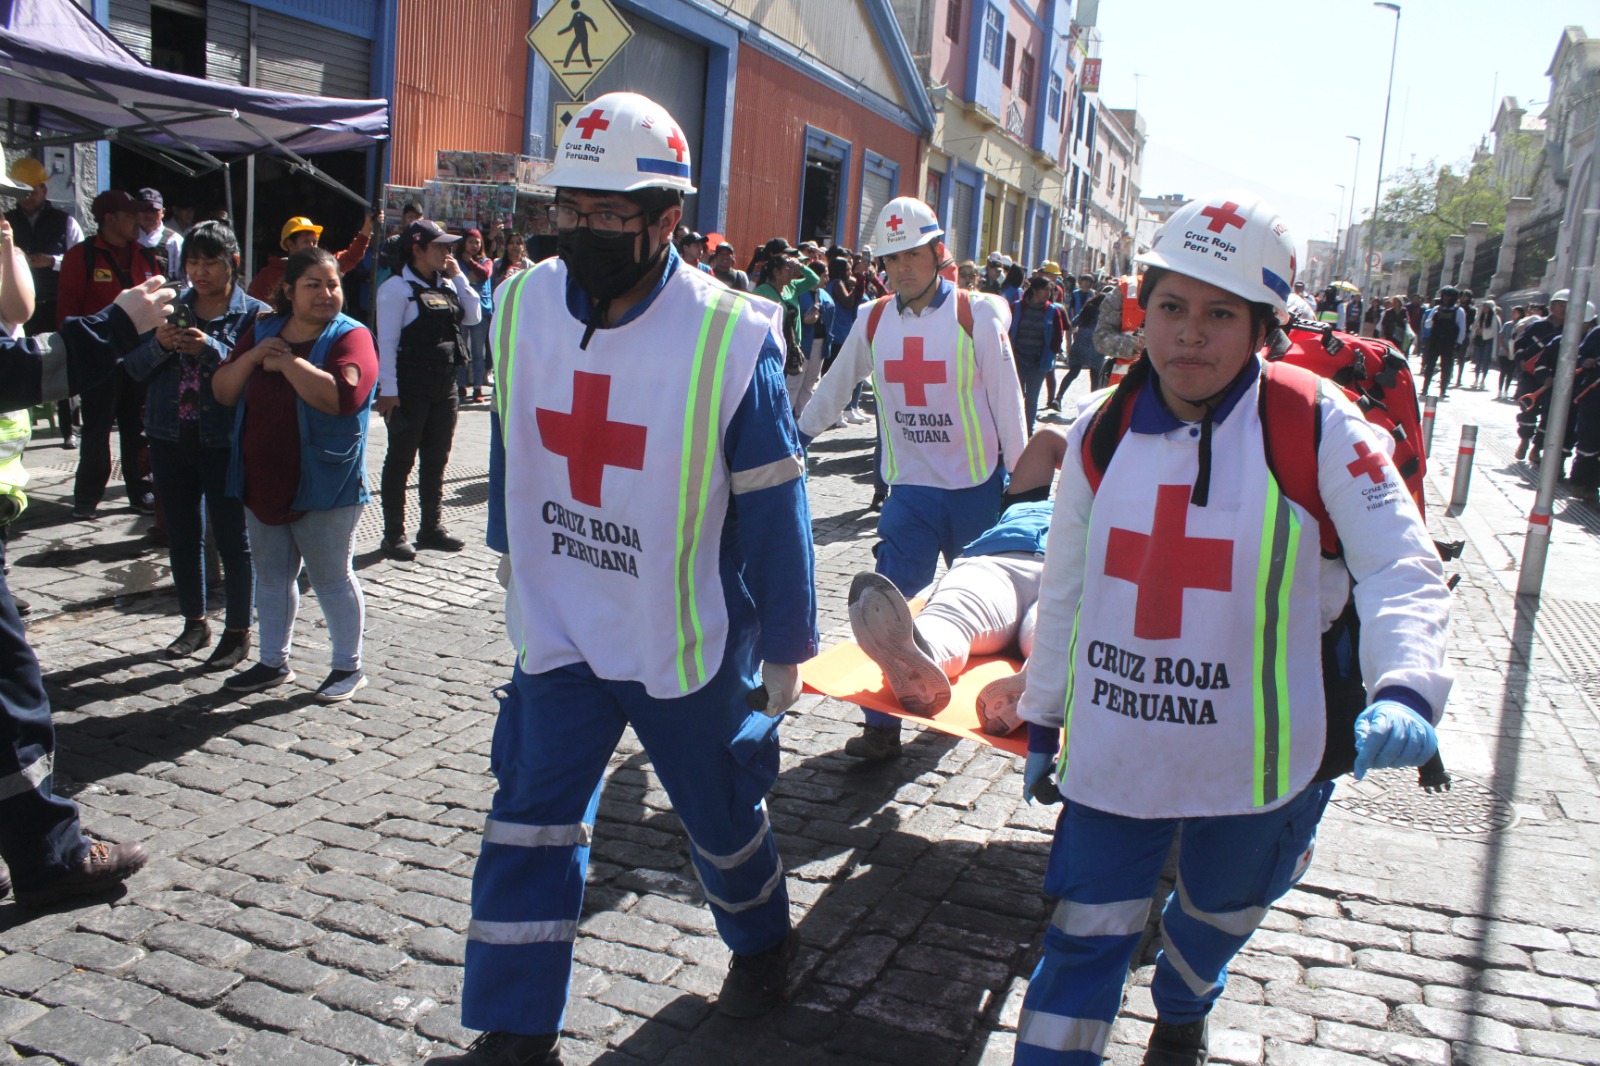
[847,427,1068,737]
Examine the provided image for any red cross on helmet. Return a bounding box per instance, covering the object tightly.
[874,196,943,253]
[1135,192,1297,313]
[541,91,697,195]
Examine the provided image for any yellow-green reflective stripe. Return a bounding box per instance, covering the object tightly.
[955,329,985,483]
[492,270,535,427]
[673,291,741,691]
[1055,600,1083,779]
[1252,480,1299,806]
[870,344,899,484]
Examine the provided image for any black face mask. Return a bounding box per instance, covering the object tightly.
[557,225,665,304]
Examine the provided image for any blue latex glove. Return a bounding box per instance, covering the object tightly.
[1024,751,1059,805]
[1352,700,1438,780]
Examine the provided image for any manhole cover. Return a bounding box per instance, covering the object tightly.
[1332,768,1517,834]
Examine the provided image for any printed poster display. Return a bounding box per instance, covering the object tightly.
[435,151,519,184]
[423,181,517,229]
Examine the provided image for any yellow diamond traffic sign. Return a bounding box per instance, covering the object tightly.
[526,0,634,101]
[552,98,582,146]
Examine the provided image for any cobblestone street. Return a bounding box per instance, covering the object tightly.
[0,383,1596,1066]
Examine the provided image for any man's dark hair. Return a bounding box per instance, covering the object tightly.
[181,220,242,283]
[402,202,422,217]
[272,246,340,317]
[1028,276,1050,293]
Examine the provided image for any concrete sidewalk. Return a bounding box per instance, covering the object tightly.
[0,376,1592,1065]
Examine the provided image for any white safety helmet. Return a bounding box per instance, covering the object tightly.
[873,196,943,254]
[540,91,697,195]
[1135,192,1297,313]
[1549,290,1599,320]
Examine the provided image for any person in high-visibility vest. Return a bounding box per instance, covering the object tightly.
[1092,275,1146,388]
[1013,193,1451,1066]
[430,93,817,1066]
[799,195,1028,762]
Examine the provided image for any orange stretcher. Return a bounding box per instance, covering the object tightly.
[800,635,1028,757]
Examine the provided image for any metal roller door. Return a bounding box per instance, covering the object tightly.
[858,166,892,249]
[949,180,976,261]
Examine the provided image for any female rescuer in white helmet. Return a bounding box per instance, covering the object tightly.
[1008,193,1452,1066]
[430,92,817,1066]
[799,195,1029,762]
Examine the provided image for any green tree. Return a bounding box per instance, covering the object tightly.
[1370,149,1527,269]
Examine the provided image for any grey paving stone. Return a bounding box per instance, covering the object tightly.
[219,1029,351,1066]
[35,970,160,1023]
[128,995,241,1056]
[308,932,413,978]
[35,932,145,975]
[222,906,324,950]
[130,951,244,1005]
[220,980,334,1033]
[0,997,49,1038]
[1311,1020,1450,1065]
[231,948,339,993]
[316,974,439,1025]
[317,900,417,941]
[304,1010,430,1064]
[143,921,251,967]
[11,1006,149,1066]
[1476,969,1599,1009]
[1393,1003,1521,1052]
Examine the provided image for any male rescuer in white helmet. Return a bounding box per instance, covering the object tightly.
[428,92,817,1066]
[799,195,1028,762]
[1010,193,1452,1066]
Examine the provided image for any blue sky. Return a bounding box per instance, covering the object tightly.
[1092,0,1579,261]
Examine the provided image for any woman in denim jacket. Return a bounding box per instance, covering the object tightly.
[125,222,264,668]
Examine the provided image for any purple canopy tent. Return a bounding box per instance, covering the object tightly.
[0,0,389,210]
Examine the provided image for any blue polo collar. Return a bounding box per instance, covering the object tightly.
[1130,355,1262,434]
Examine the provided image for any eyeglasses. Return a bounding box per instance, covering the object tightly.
[547,204,646,236]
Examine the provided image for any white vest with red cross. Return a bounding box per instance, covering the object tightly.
[866,290,1021,490]
[1061,400,1328,818]
[492,258,781,698]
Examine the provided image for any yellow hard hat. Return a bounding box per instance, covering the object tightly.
[8,156,47,189]
[279,216,323,250]
[1041,260,1063,276]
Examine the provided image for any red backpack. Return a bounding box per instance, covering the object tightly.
[863,288,974,344]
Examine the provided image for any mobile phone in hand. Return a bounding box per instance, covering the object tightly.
[169,303,195,332]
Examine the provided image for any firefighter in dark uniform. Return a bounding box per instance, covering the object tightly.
[5,155,85,446]
[373,220,481,560]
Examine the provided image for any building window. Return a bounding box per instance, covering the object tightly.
[1093,150,1103,185]
[1002,34,1016,87]
[982,5,1003,67]
[1019,51,1036,102]
[1048,72,1063,120]
[946,0,962,43]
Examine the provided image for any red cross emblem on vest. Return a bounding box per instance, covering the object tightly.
[665,126,688,162]
[535,371,647,508]
[882,337,947,407]
[574,109,610,140]
[1104,484,1234,641]
[885,214,904,233]
[1199,201,1247,234]
[1346,441,1388,484]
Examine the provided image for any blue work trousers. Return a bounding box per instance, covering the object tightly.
[864,466,1005,728]
[0,545,90,890]
[462,652,790,1036]
[1015,783,1334,1064]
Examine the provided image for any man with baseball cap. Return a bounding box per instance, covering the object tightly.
[246,210,378,302]
[5,155,86,447]
[135,188,182,277]
[57,189,163,518]
[430,91,815,1065]
[373,219,479,560]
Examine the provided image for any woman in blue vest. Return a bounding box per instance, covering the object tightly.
[212,247,379,703]
[125,221,264,670]
[1013,193,1452,1066]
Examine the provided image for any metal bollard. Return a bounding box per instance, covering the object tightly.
[1421,394,1438,458]
[1448,425,1477,514]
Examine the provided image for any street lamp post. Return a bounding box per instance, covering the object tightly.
[1345,134,1361,278]
[1364,3,1401,306]
[1333,185,1346,274]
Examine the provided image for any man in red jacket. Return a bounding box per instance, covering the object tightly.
[245,211,377,302]
[57,190,163,518]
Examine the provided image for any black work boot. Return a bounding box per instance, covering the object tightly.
[1144,1016,1209,1066]
[717,928,798,1018]
[422,1031,561,1065]
[844,724,902,761]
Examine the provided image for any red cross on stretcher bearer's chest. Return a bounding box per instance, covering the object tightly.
[1346,441,1388,484]
[1104,484,1234,641]
[536,371,647,508]
[574,109,609,139]
[1200,201,1247,234]
[882,337,947,407]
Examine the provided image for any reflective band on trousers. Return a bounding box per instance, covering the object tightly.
[697,861,785,915]
[1161,923,1217,998]
[1016,1008,1113,1055]
[1253,479,1300,807]
[482,819,592,848]
[0,753,51,801]
[672,289,745,691]
[1050,895,1151,938]
[1175,874,1268,938]
[467,918,579,945]
[691,806,770,871]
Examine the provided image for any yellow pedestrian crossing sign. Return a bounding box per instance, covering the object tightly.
[526,0,634,101]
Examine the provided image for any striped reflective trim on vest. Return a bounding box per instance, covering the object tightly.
[1016,1008,1112,1055]
[672,288,745,692]
[870,360,900,484]
[0,753,52,801]
[482,819,592,848]
[491,270,537,428]
[1050,895,1151,938]
[1253,478,1301,808]
[1055,599,1083,780]
[952,326,986,483]
[467,918,579,946]
[0,412,30,463]
[690,806,771,872]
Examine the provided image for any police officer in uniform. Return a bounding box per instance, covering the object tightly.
[5,155,85,445]
[374,220,481,560]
